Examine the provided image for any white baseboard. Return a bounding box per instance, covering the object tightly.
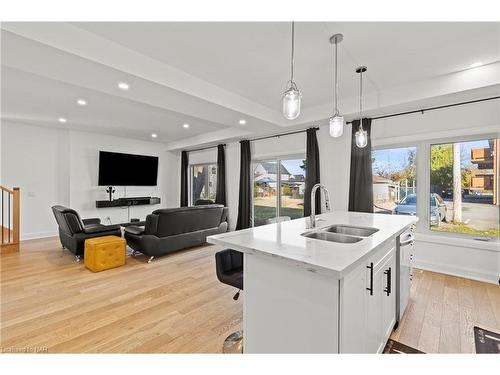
[21,231,58,241]
[414,259,499,285]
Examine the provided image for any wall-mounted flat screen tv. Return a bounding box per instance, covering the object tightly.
[98,151,158,186]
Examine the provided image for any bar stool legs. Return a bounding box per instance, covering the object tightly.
[222,330,243,354]
[215,249,244,354]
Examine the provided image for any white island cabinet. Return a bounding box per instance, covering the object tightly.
[207,211,416,353]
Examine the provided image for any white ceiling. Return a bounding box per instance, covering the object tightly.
[1,22,499,149]
[74,22,500,107]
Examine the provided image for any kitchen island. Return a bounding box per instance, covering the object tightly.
[207,210,417,353]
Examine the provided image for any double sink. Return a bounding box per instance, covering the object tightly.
[301,225,379,243]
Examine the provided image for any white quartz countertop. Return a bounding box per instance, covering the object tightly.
[207,211,417,278]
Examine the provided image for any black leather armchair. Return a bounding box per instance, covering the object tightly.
[51,205,121,260]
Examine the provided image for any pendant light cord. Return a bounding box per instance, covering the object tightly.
[359,69,364,130]
[334,41,338,114]
[290,21,295,83]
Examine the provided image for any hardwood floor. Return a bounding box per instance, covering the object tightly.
[1,237,498,353]
[390,268,500,353]
[1,237,242,353]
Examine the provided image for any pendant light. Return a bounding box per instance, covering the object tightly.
[329,34,344,138]
[282,22,301,120]
[355,66,368,148]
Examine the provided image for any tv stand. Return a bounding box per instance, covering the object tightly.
[96,196,161,208]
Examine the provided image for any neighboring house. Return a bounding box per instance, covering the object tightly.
[254,162,291,182]
[288,174,306,196]
[471,139,499,205]
[254,162,291,196]
[373,175,397,203]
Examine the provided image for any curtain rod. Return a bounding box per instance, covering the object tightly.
[249,127,319,142]
[185,127,319,152]
[346,95,500,124]
[186,143,226,153]
[184,95,497,151]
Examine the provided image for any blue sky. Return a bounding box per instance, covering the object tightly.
[372,147,415,174]
[281,159,305,176]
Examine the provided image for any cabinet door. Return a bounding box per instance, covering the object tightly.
[365,262,384,353]
[381,251,397,344]
[340,241,396,353]
[340,261,368,353]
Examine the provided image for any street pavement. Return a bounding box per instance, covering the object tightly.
[443,201,499,231]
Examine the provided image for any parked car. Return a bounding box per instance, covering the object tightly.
[440,188,472,199]
[394,193,447,225]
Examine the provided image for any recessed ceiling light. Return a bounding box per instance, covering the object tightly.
[58,117,67,123]
[183,123,190,129]
[469,61,483,68]
[151,133,158,138]
[239,119,247,125]
[118,82,130,90]
[77,99,87,106]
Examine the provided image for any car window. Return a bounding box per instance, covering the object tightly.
[401,195,416,205]
[430,196,436,206]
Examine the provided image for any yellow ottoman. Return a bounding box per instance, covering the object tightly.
[84,235,126,272]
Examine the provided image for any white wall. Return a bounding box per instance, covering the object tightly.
[1,121,170,239]
[2,123,65,238]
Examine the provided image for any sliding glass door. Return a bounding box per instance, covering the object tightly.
[253,157,305,226]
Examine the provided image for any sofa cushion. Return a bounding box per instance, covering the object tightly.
[124,225,145,236]
[152,205,225,237]
[83,224,121,234]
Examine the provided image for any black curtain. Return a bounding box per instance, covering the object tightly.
[180,150,189,207]
[236,140,251,230]
[304,127,321,217]
[348,118,374,213]
[215,144,227,206]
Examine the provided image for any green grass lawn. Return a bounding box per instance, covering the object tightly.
[253,205,304,226]
[431,222,499,237]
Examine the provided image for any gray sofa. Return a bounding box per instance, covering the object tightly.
[124,205,228,261]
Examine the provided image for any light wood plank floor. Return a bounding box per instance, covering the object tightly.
[390,268,500,353]
[1,237,499,353]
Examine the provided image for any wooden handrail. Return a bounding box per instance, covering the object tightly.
[0,185,15,194]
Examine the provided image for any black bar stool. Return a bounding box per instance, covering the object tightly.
[215,249,243,353]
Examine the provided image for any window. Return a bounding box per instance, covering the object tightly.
[252,158,305,226]
[429,138,499,237]
[372,147,417,215]
[190,164,217,204]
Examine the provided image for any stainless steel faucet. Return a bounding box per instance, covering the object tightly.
[310,183,332,228]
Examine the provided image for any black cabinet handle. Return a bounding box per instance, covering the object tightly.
[384,267,392,296]
[366,262,374,295]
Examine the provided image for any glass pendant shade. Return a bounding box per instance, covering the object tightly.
[329,33,344,138]
[329,114,344,137]
[355,127,368,148]
[355,66,368,148]
[282,85,301,120]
